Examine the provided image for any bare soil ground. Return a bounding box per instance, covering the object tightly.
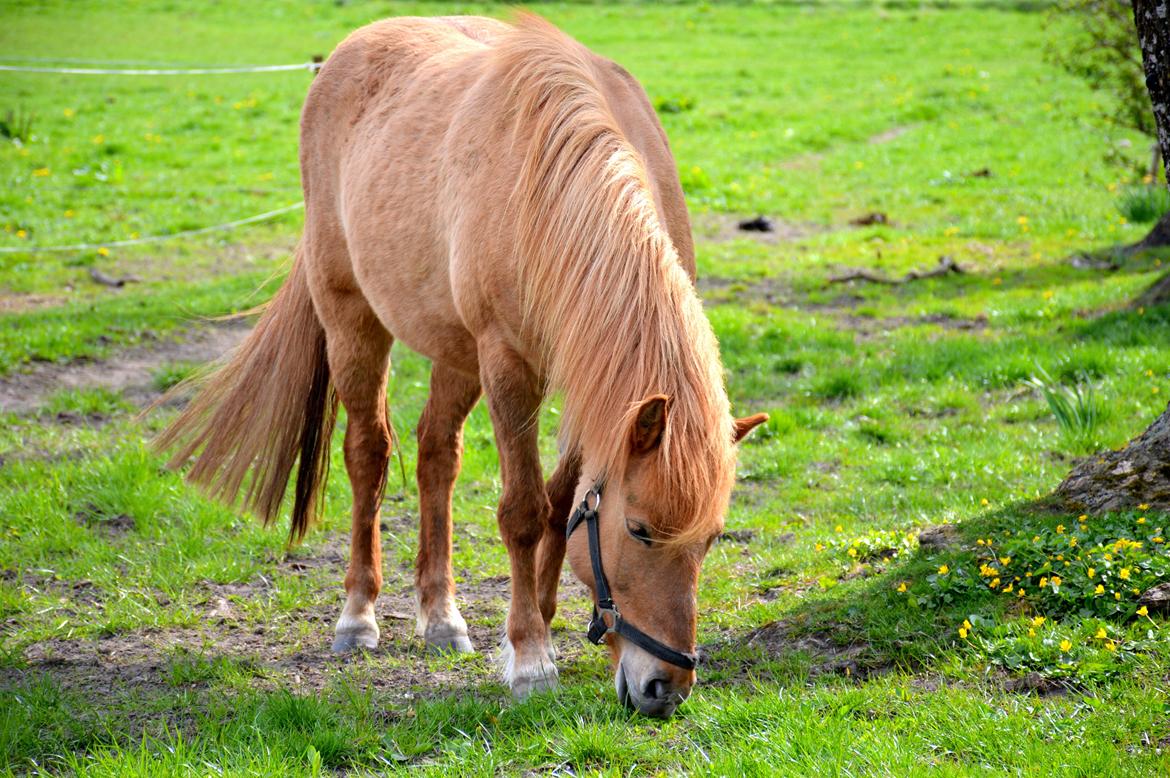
[0,321,250,414]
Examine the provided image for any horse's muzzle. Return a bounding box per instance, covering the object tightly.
[615,663,690,719]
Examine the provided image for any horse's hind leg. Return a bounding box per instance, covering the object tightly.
[415,363,481,652]
[478,335,557,697]
[313,285,394,653]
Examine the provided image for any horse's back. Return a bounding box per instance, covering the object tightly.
[298,15,695,372]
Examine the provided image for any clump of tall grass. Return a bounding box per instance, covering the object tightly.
[1116,184,1170,224]
[1025,367,1106,452]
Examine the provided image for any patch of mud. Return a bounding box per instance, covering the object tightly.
[0,321,250,414]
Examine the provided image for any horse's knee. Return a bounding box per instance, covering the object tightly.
[497,489,550,549]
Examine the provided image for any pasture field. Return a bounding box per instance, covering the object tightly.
[2,0,1170,774]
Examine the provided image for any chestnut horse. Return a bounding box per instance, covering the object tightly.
[157,14,765,718]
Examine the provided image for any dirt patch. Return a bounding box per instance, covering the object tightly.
[0,292,67,313]
[693,212,830,245]
[834,312,988,339]
[0,321,250,415]
[697,274,791,305]
[3,530,598,704]
[868,125,913,144]
[716,619,891,681]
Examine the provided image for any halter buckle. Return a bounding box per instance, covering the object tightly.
[587,603,620,644]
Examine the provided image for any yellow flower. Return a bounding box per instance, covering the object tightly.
[1056,524,1065,534]
[1105,641,1116,652]
[1017,588,1026,597]
[938,564,950,575]
[1137,517,1146,524]
[1115,592,1122,600]
[962,619,972,631]
[1017,215,1029,225]
[989,578,1000,589]
[1032,616,1045,626]
[97,247,109,257]
[959,627,968,639]
[63,107,75,118]
[1028,628,1036,636]
[1119,568,1131,580]
[999,557,1011,566]
[64,209,74,218]
[1060,639,1072,652]
[1087,568,1095,579]
[976,539,985,546]
[1003,583,1013,593]
[1153,537,1164,544]
[815,543,824,552]
[847,547,858,557]
[92,134,104,144]
[1138,606,1149,617]
[1138,503,1150,511]
[16,229,27,239]
[1050,576,1062,587]
[835,525,843,533]
[897,582,907,593]
[1095,627,1107,639]
[1079,514,1088,521]
[32,167,50,177]
[1039,577,1048,588]
[980,498,989,506]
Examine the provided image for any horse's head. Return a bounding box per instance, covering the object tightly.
[566,395,767,718]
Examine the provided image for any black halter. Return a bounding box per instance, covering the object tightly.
[564,485,698,671]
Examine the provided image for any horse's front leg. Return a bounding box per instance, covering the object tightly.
[536,448,581,644]
[478,336,556,697]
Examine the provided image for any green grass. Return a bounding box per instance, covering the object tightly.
[2,0,1170,775]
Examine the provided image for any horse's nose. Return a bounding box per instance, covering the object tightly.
[644,676,670,701]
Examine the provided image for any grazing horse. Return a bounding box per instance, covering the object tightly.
[156,13,766,718]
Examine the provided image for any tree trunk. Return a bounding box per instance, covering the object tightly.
[1056,403,1170,511]
[1055,2,1170,512]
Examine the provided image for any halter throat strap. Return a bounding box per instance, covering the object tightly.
[564,485,698,672]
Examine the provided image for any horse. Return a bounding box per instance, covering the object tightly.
[156,13,766,718]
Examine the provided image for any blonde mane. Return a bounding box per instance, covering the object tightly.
[495,15,735,542]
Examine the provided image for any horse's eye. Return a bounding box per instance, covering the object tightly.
[626,520,653,546]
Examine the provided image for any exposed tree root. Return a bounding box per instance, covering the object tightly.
[828,255,964,286]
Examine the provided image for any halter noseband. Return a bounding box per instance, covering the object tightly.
[564,484,698,671]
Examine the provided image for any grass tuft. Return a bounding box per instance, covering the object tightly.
[1025,367,1105,452]
[1115,184,1170,224]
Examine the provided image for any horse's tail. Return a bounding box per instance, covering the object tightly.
[154,246,337,544]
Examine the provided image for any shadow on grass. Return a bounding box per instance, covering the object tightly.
[702,496,1167,693]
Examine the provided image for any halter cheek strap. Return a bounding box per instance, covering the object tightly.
[565,485,698,672]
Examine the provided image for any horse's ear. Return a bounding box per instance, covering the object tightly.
[733,413,768,444]
[630,395,672,455]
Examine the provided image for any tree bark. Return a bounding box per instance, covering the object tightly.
[1056,402,1170,510]
[1130,0,1170,299]
[1132,0,1170,168]
[1054,2,1170,512]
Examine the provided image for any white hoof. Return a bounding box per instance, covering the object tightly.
[333,604,378,653]
[498,635,558,698]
